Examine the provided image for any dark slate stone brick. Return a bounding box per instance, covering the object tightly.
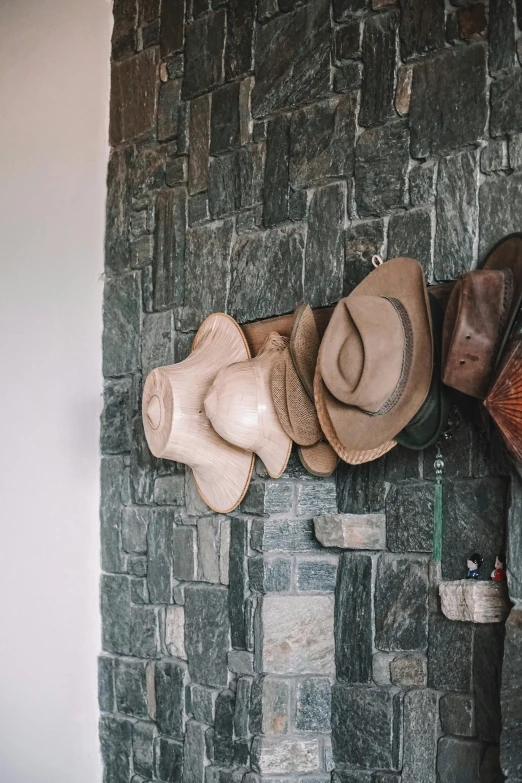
[208,153,240,217]
[239,144,265,209]
[129,144,167,197]
[172,526,197,581]
[297,558,338,592]
[249,557,292,593]
[384,444,420,483]
[141,18,160,48]
[115,658,149,719]
[153,187,186,311]
[127,554,147,576]
[410,45,487,158]
[101,378,133,454]
[337,458,386,514]
[141,310,174,378]
[296,479,337,516]
[183,10,226,99]
[130,605,161,658]
[131,234,154,269]
[252,0,330,118]
[110,49,159,145]
[290,94,357,187]
[251,518,321,552]
[479,173,522,258]
[234,677,253,741]
[101,574,132,655]
[188,193,210,225]
[185,584,231,687]
[155,660,187,739]
[374,555,429,652]
[333,772,373,783]
[181,218,234,330]
[228,225,304,323]
[344,219,385,295]
[295,677,331,732]
[428,615,473,692]
[131,577,150,604]
[211,82,241,155]
[263,114,290,227]
[439,692,475,737]
[473,624,504,743]
[105,148,132,274]
[386,483,433,554]
[155,737,184,783]
[409,161,436,207]
[100,456,126,574]
[360,12,398,127]
[332,684,402,769]
[508,471,522,601]
[434,150,478,281]
[333,62,363,94]
[481,139,506,173]
[191,683,218,725]
[214,690,235,765]
[288,188,309,221]
[100,715,133,783]
[229,518,249,649]
[305,183,346,308]
[166,156,188,187]
[355,122,409,216]
[166,53,184,80]
[98,655,115,713]
[102,273,141,377]
[402,689,439,783]
[387,208,433,280]
[130,416,158,504]
[112,0,138,60]
[489,0,516,75]
[442,478,507,580]
[479,745,504,783]
[437,736,482,783]
[333,0,369,21]
[225,0,255,80]
[158,79,182,142]
[188,93,211,195]
[335,554,373,683]
[184,720,207,783]
[334,21,362,61]
[133,721,155,779]
[190,0,210,18]
[501,609,522,779]
[147,510,174,603]
[160,0,184,57]
[398,0,444,61]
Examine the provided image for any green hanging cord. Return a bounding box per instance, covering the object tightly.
[433,445,444,563]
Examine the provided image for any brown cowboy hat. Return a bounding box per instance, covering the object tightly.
[443,233,522,399]
[271,303,338,477]
[315,257,433,454]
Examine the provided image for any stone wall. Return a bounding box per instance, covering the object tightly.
[99,1,522,782]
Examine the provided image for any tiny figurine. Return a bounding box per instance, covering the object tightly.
[491,553,507,582]
[467,553,483,579]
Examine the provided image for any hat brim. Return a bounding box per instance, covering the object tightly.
[483,233,522,363]
[298,441,339,477]
[318,258,433,452]
[314,363,397,464]
[143,312,255,515]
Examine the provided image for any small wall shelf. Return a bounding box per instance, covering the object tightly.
[439,580,510,624]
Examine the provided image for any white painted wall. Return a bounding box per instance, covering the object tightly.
[0,0,111,779]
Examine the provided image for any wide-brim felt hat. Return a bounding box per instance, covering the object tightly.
[442,233,522,399]
[204,332,292,479]
[142,313,254,514]
[396,294,451,451]
[272,302,338,476]
[316,257,433,454]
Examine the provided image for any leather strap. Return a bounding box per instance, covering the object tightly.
[442,269,513,399]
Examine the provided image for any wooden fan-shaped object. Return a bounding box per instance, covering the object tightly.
[485,338,522,462]
[142,313,255,514]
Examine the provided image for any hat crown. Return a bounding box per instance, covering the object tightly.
[326,295,408,414]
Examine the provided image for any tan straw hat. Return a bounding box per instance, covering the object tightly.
[316,257,432,456]
[272,303,338,476]
[142,313,254,514]
[204,333,292,479]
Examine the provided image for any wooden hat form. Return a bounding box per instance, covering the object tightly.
[142,313,255,514]
[204,333,292,479]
